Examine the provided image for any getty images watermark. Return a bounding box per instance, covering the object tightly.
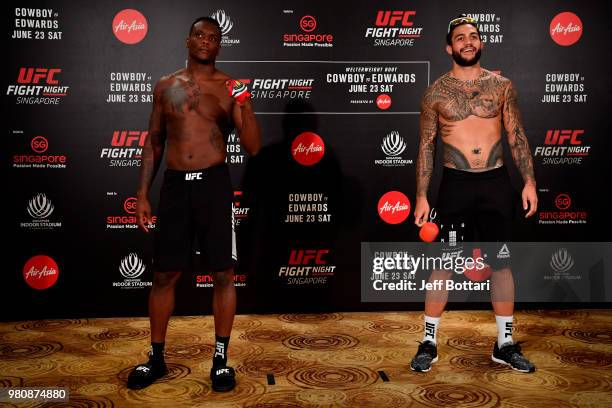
[361,242,612,303]
[371,251,490,291]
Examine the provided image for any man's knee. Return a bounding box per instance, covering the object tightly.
[430,269,453,281]
[153,271,181,289]
[214,269,234,287]
[491,265,512,275]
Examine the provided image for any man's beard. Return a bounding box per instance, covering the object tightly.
[452,48,481,67]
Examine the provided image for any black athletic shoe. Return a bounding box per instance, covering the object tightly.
[210,365,236,392]
[410,341,438,372]
[491,341,535,373]
[127,355,168,389]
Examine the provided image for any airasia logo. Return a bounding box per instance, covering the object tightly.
[375,10,416,27]
[555,194,571,210]
[291,132,325,166]
[31,136,49,153]
[550,12,582,46]
[300,15,317,32]
[113,9,148,45]
[376,94,392,110]
[17,68,61,84]
[23,255,59,290]
[378,191,411,224]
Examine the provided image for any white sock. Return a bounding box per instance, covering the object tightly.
[495,315,514,346]
[423,315,440,344]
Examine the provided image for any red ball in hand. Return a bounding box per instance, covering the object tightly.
[419,221,439,242]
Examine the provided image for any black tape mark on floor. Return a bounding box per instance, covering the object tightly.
[267,373,276,385]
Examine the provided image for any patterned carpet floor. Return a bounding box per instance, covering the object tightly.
[0,310,611,407]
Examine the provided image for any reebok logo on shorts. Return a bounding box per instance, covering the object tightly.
[185,172,203,181]
[497,244,511,259]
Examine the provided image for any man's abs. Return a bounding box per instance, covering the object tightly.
[440,115,503,172]
[165,120,228,170]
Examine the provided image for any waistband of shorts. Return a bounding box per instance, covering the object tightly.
[442,165,508,180]
[163,162,228,180]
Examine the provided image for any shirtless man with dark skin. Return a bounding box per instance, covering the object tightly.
[127,17,260,391]
[410,15,536,373]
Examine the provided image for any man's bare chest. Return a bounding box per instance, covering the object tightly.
[162,78,232,122]
[435,78,505,121]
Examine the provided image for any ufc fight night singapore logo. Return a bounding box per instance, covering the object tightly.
[365,10,423,47]
[7,67,69,105]
[100,130,147,167]
[533,130,590,165]
[279,249,336,286]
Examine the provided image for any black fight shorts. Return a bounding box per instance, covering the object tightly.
[153,163,236,273]
[435,166,519,270]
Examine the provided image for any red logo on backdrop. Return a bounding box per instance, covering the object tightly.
[17,68,61,84]
[113,9,148,45]
[23,255,59,290]
[300,15,317,32]
[107,196,156,227]
[111,131,148,147]
[291,132,325,166]
[544,130,584,145]
[31,136,48,153]
[378,191,411,224]
[555,194,571,210]
[550,12,582,46]
[375,10,416,27]
[124,197,137,214]
[376,94,392,110]
[13,136,67,168]
[289,249,329,265]
[233,191,249,225]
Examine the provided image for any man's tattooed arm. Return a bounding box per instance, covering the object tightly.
[503,81,536,186]
[416,86,438,198]
[137,80,167,198]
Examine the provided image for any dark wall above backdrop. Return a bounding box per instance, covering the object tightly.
[5,1,611,320]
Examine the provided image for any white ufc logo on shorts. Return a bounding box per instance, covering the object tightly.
[185,172,203,181]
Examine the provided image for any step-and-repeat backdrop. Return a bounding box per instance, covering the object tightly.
[6,1,610,319]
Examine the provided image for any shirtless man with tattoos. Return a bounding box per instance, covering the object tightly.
[126,16,261,391]
[410,15,536,373]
